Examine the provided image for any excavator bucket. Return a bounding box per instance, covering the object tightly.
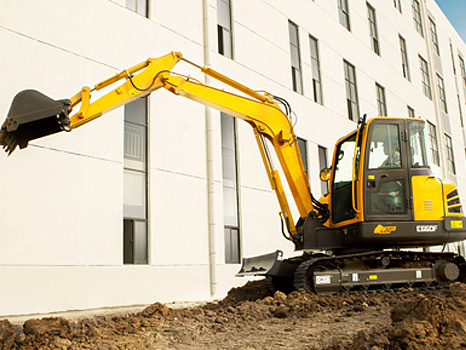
[236,250,285,277]
[0,90,71,155]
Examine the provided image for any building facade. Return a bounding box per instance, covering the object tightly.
[0,0,465,315]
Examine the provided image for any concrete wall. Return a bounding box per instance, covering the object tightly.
[0,0,465,316]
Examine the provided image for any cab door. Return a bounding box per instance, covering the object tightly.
[364,120,412,222]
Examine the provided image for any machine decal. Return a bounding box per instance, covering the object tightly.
[416,225,438,233]
[315,275,332,284]
[451,220,464,229]
[374,224,397,234]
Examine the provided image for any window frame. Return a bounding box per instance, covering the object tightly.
[367,3,380,55]
[427,121,440,166]
[338,0,351,31]
[459,54,466,87]
[217,0,233,58]
[221,113,241,264]
[445,133,456,175]
[123,98,148,265]
[376,83,387,116]
[412,0,424,37]
[344,60,360,122]
[436,74,448,114]
[399,35,410,81]
[289,21,303,94]
[125,0,148,17]
[309,34,323,104]
[429,17,440,56]
[419,55,432,100]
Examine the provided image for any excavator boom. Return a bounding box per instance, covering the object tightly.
[0,51,316,240]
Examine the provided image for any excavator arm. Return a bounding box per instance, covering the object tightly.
[0,52,317,240]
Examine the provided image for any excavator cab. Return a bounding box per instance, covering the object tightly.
[0,90,72,155]
[322,116,466,250]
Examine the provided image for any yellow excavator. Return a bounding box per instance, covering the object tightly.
[2,52,466,294]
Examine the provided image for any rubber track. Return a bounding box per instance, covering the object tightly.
[291,250,466,294]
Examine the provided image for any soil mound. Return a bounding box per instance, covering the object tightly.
[220,279,272,306]
[327,282,466,350]
[2,281,466,349]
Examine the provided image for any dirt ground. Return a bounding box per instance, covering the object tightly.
[2,281,466,349]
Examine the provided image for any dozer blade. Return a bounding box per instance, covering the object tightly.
[0,90,71,155]
[236,250,285,277]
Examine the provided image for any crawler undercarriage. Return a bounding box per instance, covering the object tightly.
[263,250,466,295]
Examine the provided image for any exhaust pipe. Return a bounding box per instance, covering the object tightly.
[0,90,71,155]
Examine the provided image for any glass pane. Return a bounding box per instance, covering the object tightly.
[124,122,146,170]
[222,29,232,58]
[293,68,302,93]
[125,98,147,125]
[223,187,238,226]
[126,0,136,11]
[124,170,146,219]
[298,138,308,175]
[369,179,407,215]
[368,124,401,169]
[333,134,356,186]
[136,0,147,16]
[310,37,318,59]
[225,227,240,264]
[288,22,298,45]
[290,46,300,68]
[217,0,231,29]
[408,121,428,167]
[133,221,147,264]
[123,219,133,264]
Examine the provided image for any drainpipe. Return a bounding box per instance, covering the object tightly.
[203,0,218,297]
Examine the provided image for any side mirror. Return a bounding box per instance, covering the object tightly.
[320,167,331,182]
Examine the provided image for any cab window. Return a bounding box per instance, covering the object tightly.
[368,124,401,169]
[408,120,429,168]
[332,133,357,223]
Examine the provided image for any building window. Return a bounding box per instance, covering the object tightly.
[217,0,233,58]
[427,121,440,166]
[221,113,241,264]
[338,0,351,31]
[412,0,423,37]
[459,55,466,87]
[399,35,410,80]
[310,35,323,104]
[376,83,387,116]
[429,18,440,56]
[367,3,380,55]
[419,56,432,100]
[408,106,415,118]
[123,99,148,264]
[289,21,303,94]
[445,134,456,174]
[318,145,328,195]
[344,60,359,122]
[437,74,448,114]
[297,137,309,176]
[126,0,148,17]
[394,0,402,13]
[450,43,457,75]
[458,94,465,128]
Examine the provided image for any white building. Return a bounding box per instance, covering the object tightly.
[1,0,465,316]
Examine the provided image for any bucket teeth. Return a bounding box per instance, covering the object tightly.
[0,127,24,155]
